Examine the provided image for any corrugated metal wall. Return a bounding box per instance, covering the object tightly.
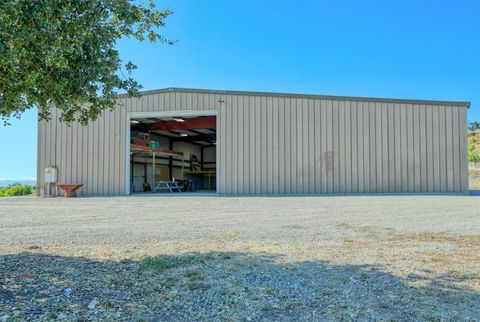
[37,89,469,196]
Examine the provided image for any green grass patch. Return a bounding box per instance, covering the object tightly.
[0,184,33,197]
[222,230,239,239]
[140,254,203,272]
[153,276,178,291]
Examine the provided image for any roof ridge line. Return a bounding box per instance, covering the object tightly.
[117,87,471,108]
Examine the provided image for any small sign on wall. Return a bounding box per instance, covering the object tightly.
[45,167,57,183]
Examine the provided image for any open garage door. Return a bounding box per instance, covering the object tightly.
[127,111,217,194]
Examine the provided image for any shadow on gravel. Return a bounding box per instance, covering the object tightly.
[1,252,479,321]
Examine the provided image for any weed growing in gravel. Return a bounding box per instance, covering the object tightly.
[53,301,71,312]
[186,281,209,291]
[134,287,157,297]
[153,276,178,290]
[184,269,205,281]
[222,230,240,239]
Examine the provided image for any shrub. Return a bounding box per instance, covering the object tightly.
[470,151,480,163]
[0,184,33,197]
[468,137,480,163]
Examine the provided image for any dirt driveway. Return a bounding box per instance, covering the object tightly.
[1,195,479,321]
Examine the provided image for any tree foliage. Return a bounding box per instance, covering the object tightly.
[469,121,480,132]
[0,184,33,197]
[0,0,173,125]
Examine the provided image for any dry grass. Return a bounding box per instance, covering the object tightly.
[469,167,480,189]
[386,232,480,247]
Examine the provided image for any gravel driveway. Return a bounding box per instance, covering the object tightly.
[0,195,479,321]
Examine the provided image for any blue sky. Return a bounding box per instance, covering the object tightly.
[0,0,479,181]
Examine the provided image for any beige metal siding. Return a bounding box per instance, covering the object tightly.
[37,89,469,196]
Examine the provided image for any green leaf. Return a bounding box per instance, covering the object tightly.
[0,0,173,125]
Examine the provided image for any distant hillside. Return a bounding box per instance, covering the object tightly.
[468,130,480,163]
[0,180,36,187]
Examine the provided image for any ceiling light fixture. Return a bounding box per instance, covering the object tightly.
[173,118,185,122]
[180,133,188,137]
[130,120,140,124]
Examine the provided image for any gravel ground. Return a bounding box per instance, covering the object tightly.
[0,195,479,321]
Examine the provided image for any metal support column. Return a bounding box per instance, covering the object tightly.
[168,140,173,180]
[152,151,156,186]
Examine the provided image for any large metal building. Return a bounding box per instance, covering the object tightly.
[36,88,470,196]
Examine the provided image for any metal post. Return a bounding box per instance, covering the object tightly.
[169,139,173,180]
[181,156,184,179]
[152,151,156,185]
